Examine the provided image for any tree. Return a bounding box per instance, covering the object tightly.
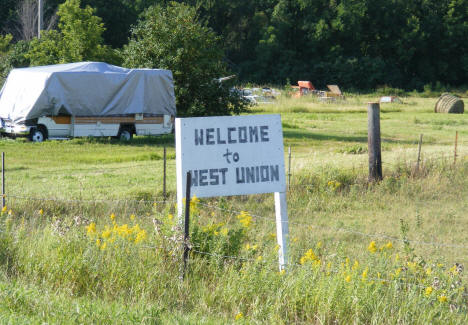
[0,34,30,86]
[123,2,248,117]
[26,0,118,66]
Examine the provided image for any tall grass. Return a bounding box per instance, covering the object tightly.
[0,93,467,323]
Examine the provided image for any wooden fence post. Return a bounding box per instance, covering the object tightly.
[2,152,4,208]
[288,146,291,191]
[367,103,382,181]
[163,146,167,198]
[416,134,423,172]
[181,171,191,280]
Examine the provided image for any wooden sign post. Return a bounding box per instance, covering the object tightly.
[175,114,289,270]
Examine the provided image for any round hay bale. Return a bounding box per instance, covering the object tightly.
[435,93,464,114]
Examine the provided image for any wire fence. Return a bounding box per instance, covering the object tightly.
[0,140,467,291]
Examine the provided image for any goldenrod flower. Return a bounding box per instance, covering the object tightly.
[257,256,263,262]
[352,260,359,271]
[110,213,116,221]
[130,214,136,221]
[316,241,322,249]
[220,228,228,236]
[96,239,101,247]
[1,206,7,213]
[394,268,401,277]
[426,267,432,276]
[367,241,377,253]
[438,295,448,303]
[86,222,96,235]
[235,312,243,320]
[425,287,433,296]
[8,209,12,215]
[101,228,112,239]
[135,229,147,244]
[385,241,393,249]
[300,249,318,265]
[362,267,368,281]
[100,242,107,250]
[345,275,352,283]
[449,265,458,275]
[39,209,44,215]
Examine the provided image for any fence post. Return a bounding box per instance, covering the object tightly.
[416,134,423,172]
[288,146,291,191]
[1,152,4,208]
[367,103,382,181]
[163,146,167,198]
[454,131,458,164]
[181,171,191,280]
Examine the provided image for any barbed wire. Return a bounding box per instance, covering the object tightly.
[5,194,176,205]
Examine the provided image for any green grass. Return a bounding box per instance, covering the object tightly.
[0,93,468,323]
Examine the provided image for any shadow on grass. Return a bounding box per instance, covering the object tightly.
[69,134,175,147]
[283,129,416,144]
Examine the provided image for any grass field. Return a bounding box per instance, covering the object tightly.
[0,93,467,323]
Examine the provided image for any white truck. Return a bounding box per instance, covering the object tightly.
[0,62,176,142]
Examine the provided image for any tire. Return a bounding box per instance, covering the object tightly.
[117,128,133,141]
[30,126,47,142]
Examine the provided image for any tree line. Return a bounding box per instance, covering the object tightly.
[1,0,467,96]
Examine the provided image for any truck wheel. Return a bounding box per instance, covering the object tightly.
[117,128,133,141]
[30,126,47,142]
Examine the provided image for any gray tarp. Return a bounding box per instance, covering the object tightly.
[0,62,176,123]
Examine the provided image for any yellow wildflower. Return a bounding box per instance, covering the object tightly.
[279,269,286,276]
[300,249,318,265]
[316,241,322,249]
[257,256,263,262]
[96,239,101,247]
[110,213,116,221]
[86,222,96,235]
[292,237,298,243]
[101,228,112,239]
[426,267,432,276]
[362,267,368,281]
[385,241,393,249]
[407,261,417,271]
[8,209,12,215]
[1,206,6,213]
[345,275,352,283]
[367,241,377,253]
[449,265,458,275]
[130,214,136,221]
[352,260,359,271]
[394,268,401,277]
[135,229,147,244]
[220,228,228,236]
[425,287,433,296]
[39,209,44,215]
[438,295,448,303]
[100,242,107,250]
[167,214,174,220]
[235,312,244,320]
[153,202,157,208]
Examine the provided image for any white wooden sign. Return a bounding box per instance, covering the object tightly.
[175,114,289,270]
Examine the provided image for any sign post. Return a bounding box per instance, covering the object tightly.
[175,114,289,270]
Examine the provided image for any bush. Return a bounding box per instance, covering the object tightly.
[123,2,249,117]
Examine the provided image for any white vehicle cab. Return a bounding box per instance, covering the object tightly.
[0,62,176,142]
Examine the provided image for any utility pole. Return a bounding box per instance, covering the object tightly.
[38,0,43,39]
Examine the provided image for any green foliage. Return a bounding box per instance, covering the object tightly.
[123,2,249,117]
[0,35,30,86]
[26,0,119,66]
